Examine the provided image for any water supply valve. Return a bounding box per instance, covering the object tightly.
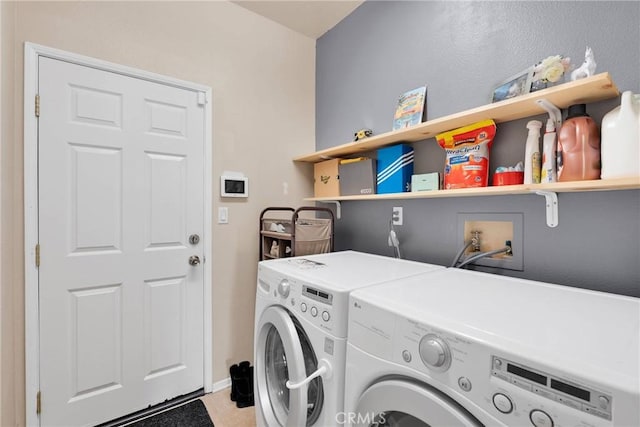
[471,230,482,252]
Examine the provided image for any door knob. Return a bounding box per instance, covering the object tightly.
[189,234,200,245]
[189,255,201,266]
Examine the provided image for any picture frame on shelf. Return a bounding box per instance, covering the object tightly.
[491,66,534,103]
[392,86,427,130]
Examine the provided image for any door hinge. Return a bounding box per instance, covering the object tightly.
[35,94,40,117]
[197,92,207,106]
[35,244,40,267]
[36,391,41,414]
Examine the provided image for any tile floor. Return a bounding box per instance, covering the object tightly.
[201,387,256,427]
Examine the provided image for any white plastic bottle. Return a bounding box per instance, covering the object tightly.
[524,120,542,184]
[601,91,640,179]
[540,118,557,183]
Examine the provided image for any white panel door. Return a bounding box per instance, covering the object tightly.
[38,56,205,426]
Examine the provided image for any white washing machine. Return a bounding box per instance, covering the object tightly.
[345,268,640,427]
[254,251,443,427]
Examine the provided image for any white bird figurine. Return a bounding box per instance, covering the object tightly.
[571,46,597,81]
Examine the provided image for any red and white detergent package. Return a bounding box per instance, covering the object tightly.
[437,119,496,189]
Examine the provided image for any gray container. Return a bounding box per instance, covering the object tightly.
[339,159,377,196]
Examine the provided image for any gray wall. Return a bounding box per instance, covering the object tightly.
[316,1,640,297]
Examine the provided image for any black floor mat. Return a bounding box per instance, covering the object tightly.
[126,400,213,427]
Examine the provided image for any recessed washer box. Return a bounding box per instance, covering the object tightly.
[457,212,524,271]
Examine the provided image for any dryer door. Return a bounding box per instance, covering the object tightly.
[255,306,323,426]
[354,379,483,426]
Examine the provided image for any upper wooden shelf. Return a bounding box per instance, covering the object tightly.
[304,177,640,202]
[294,73,619,163]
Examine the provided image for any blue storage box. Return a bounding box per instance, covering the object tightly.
[376,144,414,193]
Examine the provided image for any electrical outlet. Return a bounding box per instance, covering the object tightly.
[392,207,403,225]
[457,213,523,270]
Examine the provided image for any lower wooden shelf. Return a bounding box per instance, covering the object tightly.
[304,177,640,202]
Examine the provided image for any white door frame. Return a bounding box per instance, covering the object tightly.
[23,42,213,427]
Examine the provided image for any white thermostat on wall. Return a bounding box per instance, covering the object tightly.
[221,171,248,198]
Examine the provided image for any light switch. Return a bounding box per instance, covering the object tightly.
[218,207,228,224]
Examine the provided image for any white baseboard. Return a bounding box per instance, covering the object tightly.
[211,377,232,393]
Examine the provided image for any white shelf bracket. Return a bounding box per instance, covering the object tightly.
[534,190,558,227]
[316,200,341,219]
[535,98,562,130]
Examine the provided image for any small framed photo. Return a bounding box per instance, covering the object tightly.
[491,66,534,103]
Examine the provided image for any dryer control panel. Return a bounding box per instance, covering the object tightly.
[491,356,612,420]
[387,316,621,427]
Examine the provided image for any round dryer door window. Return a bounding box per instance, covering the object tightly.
[355,379,482,427]
[373,411,429,426]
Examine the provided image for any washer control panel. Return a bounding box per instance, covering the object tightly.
[301,285,332,325]
[303,285,333,306]
[259,262,340,334]
[271,278,335,332]
[491,355,612,421]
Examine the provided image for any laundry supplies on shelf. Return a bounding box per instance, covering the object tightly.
[557,104,601,181]
[437,120,496,189]
[524,120,542,184]
[541,118,558,183]
[294,74,636,204]
[601,91,640,179]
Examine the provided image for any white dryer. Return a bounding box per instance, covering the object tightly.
[254,251,443,427]
[345,268,640,427]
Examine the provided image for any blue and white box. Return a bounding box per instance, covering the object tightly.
[376,144,414,193]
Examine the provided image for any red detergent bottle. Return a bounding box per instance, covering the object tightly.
[557,104,601,181]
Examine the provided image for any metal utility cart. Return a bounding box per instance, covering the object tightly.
[259,206,334,261]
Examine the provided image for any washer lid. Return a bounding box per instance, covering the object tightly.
[350,268,640,391]
[260,250,443,292]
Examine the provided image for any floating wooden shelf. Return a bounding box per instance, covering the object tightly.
[294,73,619,163]
[304,177,640,202]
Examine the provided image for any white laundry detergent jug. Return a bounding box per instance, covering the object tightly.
[600,91,640,179]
